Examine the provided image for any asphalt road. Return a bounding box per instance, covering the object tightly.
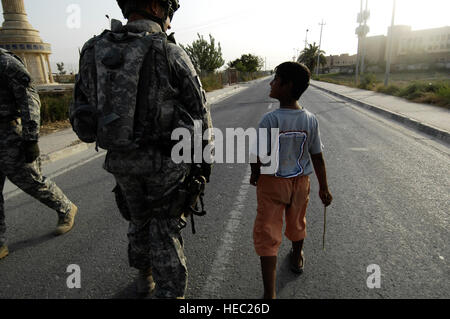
[0,78,448,299]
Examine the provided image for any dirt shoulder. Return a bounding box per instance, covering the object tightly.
[40,120,72,136]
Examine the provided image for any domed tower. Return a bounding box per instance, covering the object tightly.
[0,0,54,84]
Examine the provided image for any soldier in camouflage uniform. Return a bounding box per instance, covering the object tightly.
[72,0,213,299]
[0,49,78,260]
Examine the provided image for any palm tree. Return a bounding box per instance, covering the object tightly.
[297,42,327,74]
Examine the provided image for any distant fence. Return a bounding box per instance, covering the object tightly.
[53,74,76,83]
[201,69,271,92]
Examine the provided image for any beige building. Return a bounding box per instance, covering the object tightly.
[325,25,450,72]
[326,54,357,73]
[394,25,450,65]
[0,0,54,84]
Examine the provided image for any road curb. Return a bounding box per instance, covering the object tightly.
[310,83,450,145]
[40,141,93,165]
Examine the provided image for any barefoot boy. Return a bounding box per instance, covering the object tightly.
[250,62,332,299]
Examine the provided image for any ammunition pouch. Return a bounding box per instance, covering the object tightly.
[168,173,207,234]
[113,166,209,234]
[70,103,98,144]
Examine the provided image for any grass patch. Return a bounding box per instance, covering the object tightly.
[315,71,450,108]
[201,73,224,92]
[39,92,72,124]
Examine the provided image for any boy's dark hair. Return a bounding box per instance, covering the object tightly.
[275,62,311,100]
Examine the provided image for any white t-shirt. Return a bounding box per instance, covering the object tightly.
[256,108,323,177]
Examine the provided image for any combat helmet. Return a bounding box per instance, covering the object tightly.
[117,0,180,21]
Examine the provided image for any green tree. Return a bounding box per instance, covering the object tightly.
[297,43,326,73]
[228,54,264,73]
[181,33,225,75]
[56,62,66,75]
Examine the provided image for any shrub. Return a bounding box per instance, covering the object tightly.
[358,73,377,90]
[39,92,73,124]
[377,84,401,96]
[201,72,224,92]
[398,82,436,100]
[435,85,450,108]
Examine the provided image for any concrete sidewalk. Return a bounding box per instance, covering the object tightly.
[37,77,270,164]
[310,80,450,144]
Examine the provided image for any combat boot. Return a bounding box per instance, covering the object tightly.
[55,204,78,236]
[137,268,156,297]
[0,245,8,260]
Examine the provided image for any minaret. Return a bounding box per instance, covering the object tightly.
[0,0,54,84]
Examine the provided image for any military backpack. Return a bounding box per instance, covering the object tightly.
[72,28,192,151]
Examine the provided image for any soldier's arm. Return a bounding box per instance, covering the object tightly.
[70,39,98,143]
[71,39,97,123]
[6,56,40,142]
[168,44,214,170]
[167,44,211,126]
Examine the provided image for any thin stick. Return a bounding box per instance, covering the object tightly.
[323,205,327,251]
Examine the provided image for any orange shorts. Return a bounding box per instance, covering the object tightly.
[253,174,310,257]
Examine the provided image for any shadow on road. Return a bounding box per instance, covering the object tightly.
[276,252,304,297]
[8,232,55,253]
[112,281,140,299]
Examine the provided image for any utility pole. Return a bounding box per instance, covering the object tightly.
[293,48,300,62]
[360,0,370,76]
[316,20,326,76]
[304,29,309,49]
[355,0,363,84]
[384,0,396,86]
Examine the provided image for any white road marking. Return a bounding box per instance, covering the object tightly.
[201,166,252,298]
[349,147,370,152]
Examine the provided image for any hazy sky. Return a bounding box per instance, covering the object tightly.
[2,0,449,72]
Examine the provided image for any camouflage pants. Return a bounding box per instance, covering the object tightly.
[113,169,189,299]
[0,153,73,247]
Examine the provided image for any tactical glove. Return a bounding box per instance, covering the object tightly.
[22,141,40,163]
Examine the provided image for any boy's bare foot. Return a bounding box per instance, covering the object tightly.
[290,248,304,274]
[290,240,305,274]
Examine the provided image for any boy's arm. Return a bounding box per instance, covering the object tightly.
[311,152,333,207]
[250,115,271,186]
[250,160,262,186]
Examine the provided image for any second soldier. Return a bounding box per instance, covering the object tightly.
[71,0,213,299]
